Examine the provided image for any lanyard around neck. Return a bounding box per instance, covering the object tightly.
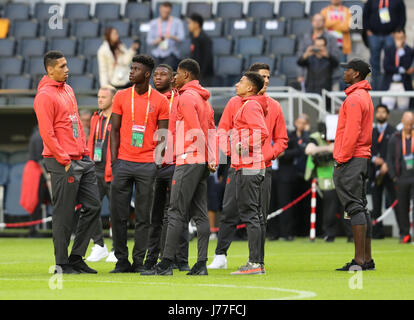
[158,17,172,38]
[95,113,111,142]
[131,85,151,127]
[169,90,175,113]
[379,0,389,9]
[402,130,414,156]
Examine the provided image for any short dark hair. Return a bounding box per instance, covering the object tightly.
[160,1,172,8]
[243,71,265,94]
[189,13,204,28]
[132,54,155,72]
[248,63,270,73]
[315,36,327,45]
[376,104,390,114]
[155,63,174,74]
[43,50,64,72]
[178,58,200,79]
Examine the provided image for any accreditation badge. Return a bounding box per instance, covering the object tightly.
[93,140,104,162]
[71,115,79,138]
[131,125,146,148]
[379,7,391,24]
[404,154,414,170]
[159,39,169,51]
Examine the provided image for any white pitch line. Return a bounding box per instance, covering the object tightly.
[0,278,316,300]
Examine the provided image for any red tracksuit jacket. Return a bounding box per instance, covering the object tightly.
[333,80,374,164]
[34,76,89,166]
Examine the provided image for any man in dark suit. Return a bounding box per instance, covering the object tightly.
[370,104,396,239]
[382,29,414,110]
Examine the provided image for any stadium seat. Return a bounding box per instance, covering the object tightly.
[278,55,300,79]
[19,38,46,57]
[124,2,152,21]
[66,56,86,75]
[48,37,77,56]
[77,96,98,106]
[268,74,287,86]
[267,35,296,56]
[102,19,130,38]
[130,21,151,51]
[26,56,45,78]
[256,18,286,37]
[120,37,136,49]
[67,74,94,91]
[41,19,70,38]
[178,38,192,59]
[247,1,275,19]
[87,55,99,79]
[80,37,103,57]
[5,2,30,20]
[34,2,61,21]
[214,55,243,76]
[216,1,243,19]
[0,152,8,165]
[0,162,9,187]
[5,163,29,216]
[235,36,264,56]
[8,151,28,165]
[155,2,182,18]
[309,1,331,16]
[246,54,276,73]
[186,2,212,19]
[225,18,255,37]
[0,38,16,57]
[94,2,120,21]
[72,19,100,38]
[289,18,312,37]
[212,36,233,56]
[4,75,31,90]
[343,0,364,9]
[64,3,90,21]
[0,57,23,76]
[11,20,38,39]
[278,1,306,19]
[202,19,223,38]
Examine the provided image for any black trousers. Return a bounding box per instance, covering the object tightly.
[90,170,111,247]
[163,164,210,263]
[146,165,189,264]
[371,174,397,237]
[258,167,272,265]
[44,157,101,265]
[321,189,352,238]
[110,160,157,265]
[395,179,414,237]
[275,180,296,238]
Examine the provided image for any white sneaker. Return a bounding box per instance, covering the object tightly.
[86,244,109,262]
[209,233,218,241]
[105,250,118,263]
[207,254,227,269]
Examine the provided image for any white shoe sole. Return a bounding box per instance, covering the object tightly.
[86,251,109,262]
[207,263,227,270]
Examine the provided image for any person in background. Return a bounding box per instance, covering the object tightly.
[363,0,406,90]
[381,29,414,110]
[85,86,117,263]
[98,27,139,89]
[370,104,396,239]
[305,122,352,242]
[146,1,185,70]
[79,109,92,142]
[387,111,414,244]
[187,13,214,87]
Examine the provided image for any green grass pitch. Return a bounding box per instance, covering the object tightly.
[0,237,413,300]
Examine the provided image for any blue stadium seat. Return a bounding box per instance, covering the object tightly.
[257,18,286,38]
[72,19,100,38]
[26,56,46,77]
[278,1,306,19]
[102,19,130,38]
[247,1,275,19]
[212,36,233,56]
[67,74,94,91]
[5,2,30,20]
[289,18,312,37]
[155,2,182,18]
[309,1,331,16]
[343,0,364,9]
[94,2,120,21]
[48,37,77,56]
[5,163,29,216]
[19,38,46,57]
[11,20,38,39]
[216,1,243,19]
[120,37,136,49]
[80,37,104,57]
[87,56,99,80]
[214,55,243,76]
[266,35,296,56]
[0,162,9,187]
[0,38,16,57]
[186,2,212,19]
[278,55,300,79]
[4,75,32,90]
[8,151,28,165]
[202,19,223,38]
[268,74,287,86]
[225,18,255,37]
[66,56,86,75]
[34,2,61,21]
[41,19,70,38]
[178,38,192,59]
[0,151,8,165]
[64,3,90,21]
[124,2,152,21]
[235,36,264,56]
[246,55,276,73]
[0,57,23,76]
[130,20,151,43]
